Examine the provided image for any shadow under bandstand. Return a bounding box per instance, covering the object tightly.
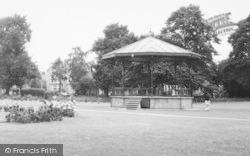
[102,36,201,110]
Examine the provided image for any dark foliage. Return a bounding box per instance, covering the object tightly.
[21,88,45,97]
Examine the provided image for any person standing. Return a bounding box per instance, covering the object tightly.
[204,92,211,111]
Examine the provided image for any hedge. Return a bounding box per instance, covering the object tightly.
[21,88,45,97]
[44,91,59,99]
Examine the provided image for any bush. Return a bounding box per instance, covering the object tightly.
[62,109,75,117]
[44,91,59,100]
[10,95,23,100]
[21,88,45,97]
[5,101,77,123]
[21,94,43,101]
[0,94,9,99]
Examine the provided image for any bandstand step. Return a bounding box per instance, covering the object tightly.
[126,99,141,110]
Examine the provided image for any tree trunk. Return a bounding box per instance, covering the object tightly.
[104,88,109,97]
[5,87,10,95]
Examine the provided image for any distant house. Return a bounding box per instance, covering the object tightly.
[45,67,74,94]
[44,66,107,96]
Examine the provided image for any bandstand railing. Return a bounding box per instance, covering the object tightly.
[112,87,191,97]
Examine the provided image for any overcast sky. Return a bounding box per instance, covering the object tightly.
[0,0,249,71]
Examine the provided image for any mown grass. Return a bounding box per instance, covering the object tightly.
[0,101,250,156]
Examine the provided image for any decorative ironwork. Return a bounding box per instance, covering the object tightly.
[112,87,191,97]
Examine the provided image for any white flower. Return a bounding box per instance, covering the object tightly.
[68,101,73,105]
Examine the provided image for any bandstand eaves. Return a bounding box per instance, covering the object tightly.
[102,36,201,60]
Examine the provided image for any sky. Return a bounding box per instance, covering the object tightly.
[0,0,249,72]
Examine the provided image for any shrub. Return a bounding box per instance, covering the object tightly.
[44,91,59,100]
[4,106,10,112]
[5,101,76,123]
[21,88,45,97]
[10,95,23,101]
[0,94,9,99]
[21,94,43,101]
[62,109,75,117]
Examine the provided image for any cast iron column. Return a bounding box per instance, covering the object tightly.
[122,61,125,96]
[188,61,193,97]
[111,59,115,96]
[150,60,153,96]
[174,61,177,96]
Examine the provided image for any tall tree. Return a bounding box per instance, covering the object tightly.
[51,58,67,93]
[159,4,220,91]
[219,14,250,97]
[228,14,250,60]
[66,47,93,95]
[160,4,220,62]
[92,23,137,96]
[0,15,39,94]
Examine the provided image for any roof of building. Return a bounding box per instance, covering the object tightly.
[102,36,201,60]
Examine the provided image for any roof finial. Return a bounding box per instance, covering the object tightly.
[148,26,154,37]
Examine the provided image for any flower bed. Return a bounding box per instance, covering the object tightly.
[4,100,77,123]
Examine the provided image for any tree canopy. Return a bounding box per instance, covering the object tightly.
[158,4,220,92]
[160,4,220,62]
[228,14,250,60]
[92,23,138,96]
[51,58,67,92]
[0,15,39,94]
[66,47,94,95]
[219,14,250,97]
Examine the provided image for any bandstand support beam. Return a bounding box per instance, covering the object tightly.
[122,60,125,96]
[111,59,115,95]
[150,60,153,96]
[174,61,177,95]
[188,61,193,97]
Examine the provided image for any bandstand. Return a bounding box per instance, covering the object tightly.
[102,36,201,109]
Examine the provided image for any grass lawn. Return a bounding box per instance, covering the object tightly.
[0,100,250,156]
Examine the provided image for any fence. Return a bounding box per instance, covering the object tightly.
[112,87,191,97]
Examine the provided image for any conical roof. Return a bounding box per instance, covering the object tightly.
[102,36,201,60]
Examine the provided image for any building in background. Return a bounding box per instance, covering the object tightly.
[45,67,74,94]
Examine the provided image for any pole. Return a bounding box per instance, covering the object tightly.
[150,61,153,96]
[122,60,125,96]
[174,61,177,96]
[111,60,115,95]
[188,61,193,97]
[179,63,182,96]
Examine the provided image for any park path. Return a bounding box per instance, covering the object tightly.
[79,109,250,122]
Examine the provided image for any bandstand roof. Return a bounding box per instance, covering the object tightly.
[102,36,201,60]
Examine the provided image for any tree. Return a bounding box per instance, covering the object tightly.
[0,15,39,94]
[92,23,138,96]
[161,4,220,61]
[228,14,250,60]
[51,58,67,93]
[219,59,250,97]
[29,77,46,89]
[159,4,220,91]
[219,14,250,97]
[66,47,93,95]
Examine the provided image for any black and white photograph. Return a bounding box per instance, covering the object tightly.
[0,0,250,155]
